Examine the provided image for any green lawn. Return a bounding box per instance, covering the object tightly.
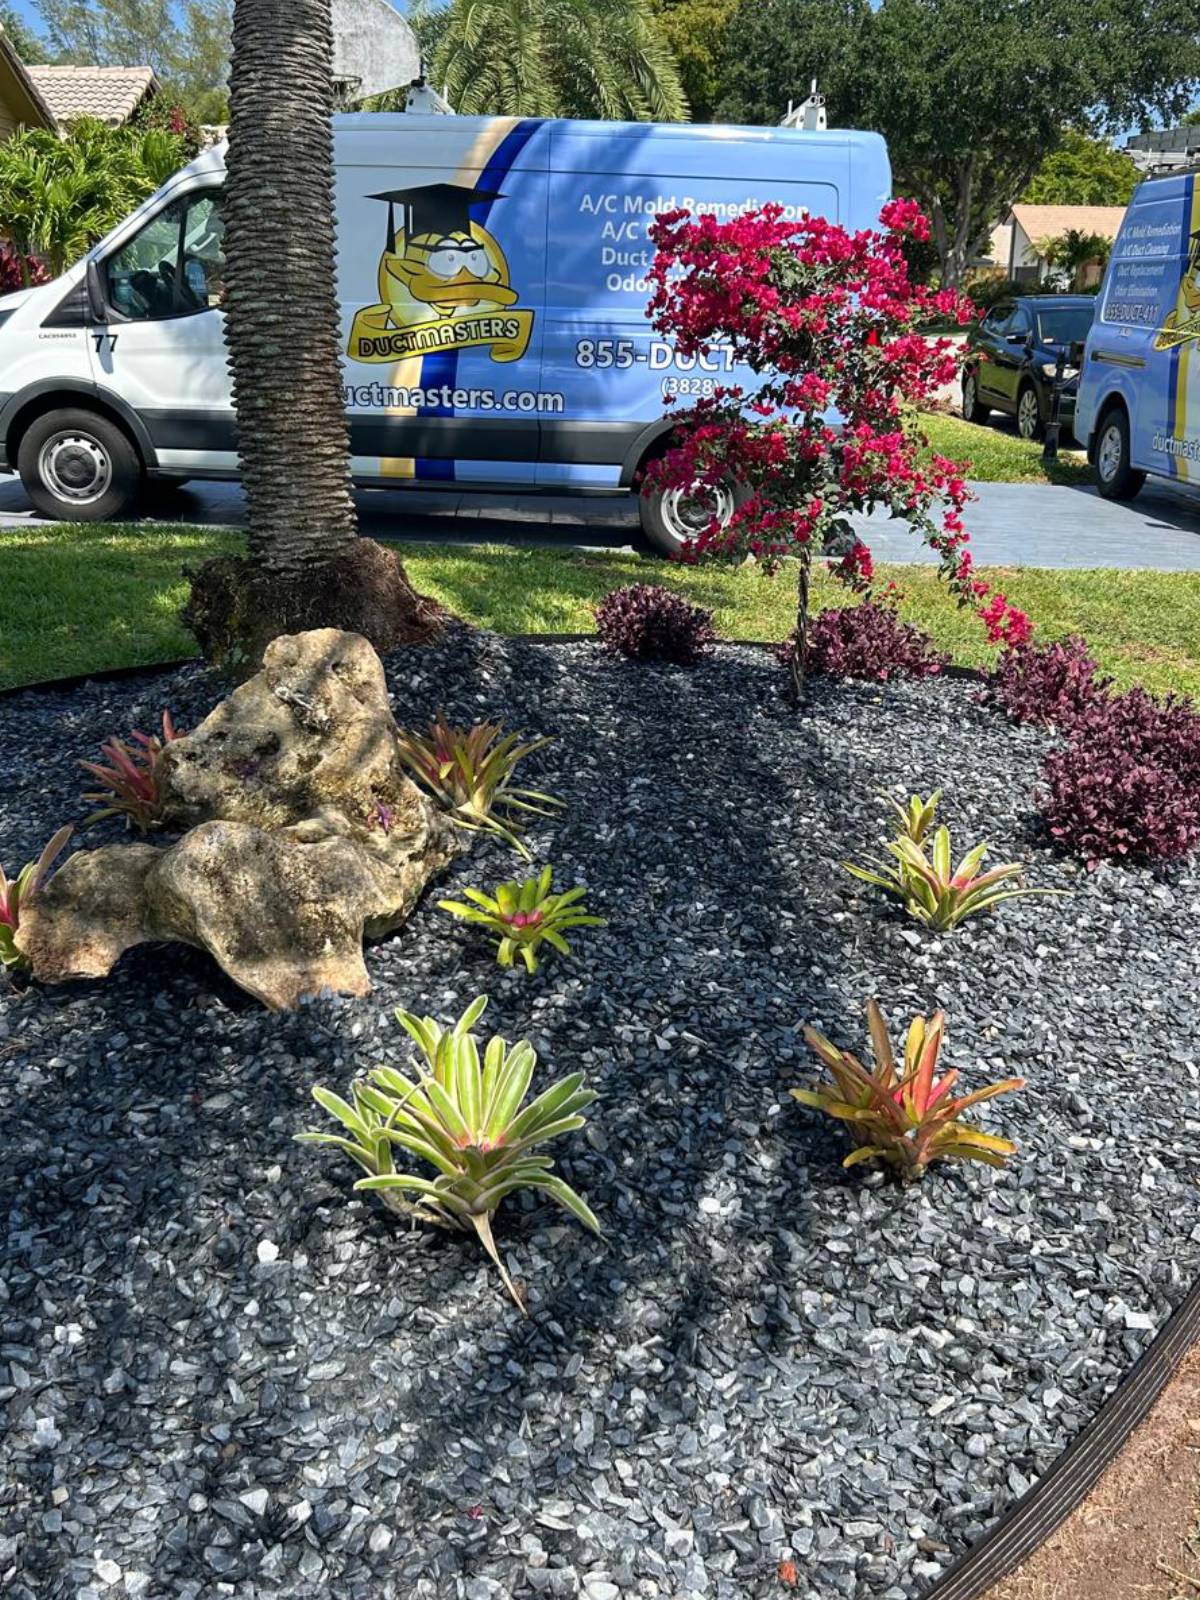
[3,521,1198,700]
[920,410,1091,487]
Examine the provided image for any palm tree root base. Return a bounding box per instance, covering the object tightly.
[182,538,446,676]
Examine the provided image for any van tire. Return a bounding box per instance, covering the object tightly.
[17,408,142,522]
[1094,406,1146,502]
[638,475,749,558]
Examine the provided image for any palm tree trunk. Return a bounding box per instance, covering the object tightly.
[224,0,356,572]
[183,0,443,670]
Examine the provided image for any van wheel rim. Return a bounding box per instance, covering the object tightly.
[963,376,976,417]
[1018,390,1039,438]
[39,432,112,504]
[1098,424,1122,482]
[661,481,736,544]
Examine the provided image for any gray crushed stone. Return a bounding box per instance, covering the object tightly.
[1,624,1198,1600]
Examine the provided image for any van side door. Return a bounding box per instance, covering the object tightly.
[88,187,233,473]
[336,120,550,490]
[536,124,850,489]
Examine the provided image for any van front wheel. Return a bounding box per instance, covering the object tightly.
[639,476,747,558]
[17,409,142,522]
[1094,407,1146,502]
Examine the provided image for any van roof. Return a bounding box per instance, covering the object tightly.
[331,111,884,145]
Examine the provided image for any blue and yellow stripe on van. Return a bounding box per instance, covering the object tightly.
[379,118,543,483]
[1165,173,1200,483]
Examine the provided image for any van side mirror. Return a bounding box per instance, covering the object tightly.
[85,259,108,323]
[1069,339,1086,365]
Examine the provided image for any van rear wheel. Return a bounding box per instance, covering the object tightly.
[639,475,748,558]
[17,409,142,522]
[1094,407,1146,502]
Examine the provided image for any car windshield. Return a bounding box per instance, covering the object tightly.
[1035,305,1094,345]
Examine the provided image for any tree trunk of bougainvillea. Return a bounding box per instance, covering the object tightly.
[182,0,443,674]
[789,545,812,706]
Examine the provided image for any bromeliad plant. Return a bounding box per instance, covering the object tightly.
[0,825,73,969]
[394,713,563,858]
[843,818,1061,932]
[884,788,943,847]
[80,710,183,832]
[297,995,599,1310]
[793,1000,1025,1180]
[438,866,606,973]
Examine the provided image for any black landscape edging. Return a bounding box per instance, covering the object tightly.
[923,1271,1200,1599]
[0,657,196,700]
[0,639,987,700]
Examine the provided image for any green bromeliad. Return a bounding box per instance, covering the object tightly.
[438,865,605,973]
[844,804,1063,932]
[884,787,942,846]
[394,712,563,858]
[297,995,599,1309]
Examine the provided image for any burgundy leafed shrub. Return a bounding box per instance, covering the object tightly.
[1039,687,1200,866]
[0,245,47,294]
[981,636,1111,731]
[778,602,949,683]
[594,583,717,666]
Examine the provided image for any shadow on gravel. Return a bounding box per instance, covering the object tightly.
[6,634,1168,1599]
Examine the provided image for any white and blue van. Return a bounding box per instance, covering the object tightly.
[1075,169,1200,501]
[0,112,890,551]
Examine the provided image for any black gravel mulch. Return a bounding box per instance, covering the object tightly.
[1,625,1198,1600]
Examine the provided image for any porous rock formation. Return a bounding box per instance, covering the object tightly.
[17,629,461,1009]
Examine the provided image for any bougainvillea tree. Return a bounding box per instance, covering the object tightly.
[644,198,1031,701]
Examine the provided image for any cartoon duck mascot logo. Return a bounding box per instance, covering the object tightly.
[1153,227,1200,351]
[348,183,534,364]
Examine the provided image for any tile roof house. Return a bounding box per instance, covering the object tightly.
[985,204,1127,288]
[24,64,159,127]
[0,27,58,139]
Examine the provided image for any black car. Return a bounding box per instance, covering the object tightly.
[961,295,1097,441]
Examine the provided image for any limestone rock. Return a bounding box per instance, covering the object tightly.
[17,630,463,1009]
[16,845,161,981]
[158,627,419,834]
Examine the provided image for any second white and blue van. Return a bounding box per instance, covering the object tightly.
[1075,169,1200,501]
[0,112,890,552]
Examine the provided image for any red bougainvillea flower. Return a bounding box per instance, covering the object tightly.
[643,198,1029,689]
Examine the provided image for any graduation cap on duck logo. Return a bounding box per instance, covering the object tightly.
[369,182,505,251]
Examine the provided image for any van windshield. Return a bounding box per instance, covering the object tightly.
[1035,305,1095,345]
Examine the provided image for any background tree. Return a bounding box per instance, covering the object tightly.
[1038,228,1112,291]
[0,116,185,279]
[721,0,1200,285]
[716,0,868,127]
[182,0,438,669]
[1023,130,1140,207]
[408,0,451,71]
[0,3,44,58]
[32,0,231,121]
[429,0,688,120]
[647,0,737,122]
